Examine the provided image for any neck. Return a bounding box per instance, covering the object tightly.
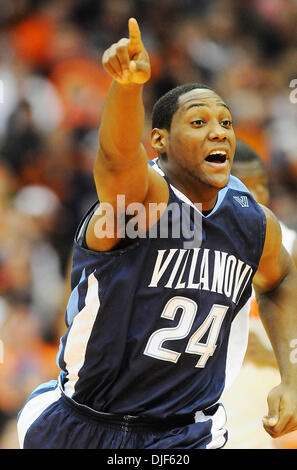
[158,158,219,212]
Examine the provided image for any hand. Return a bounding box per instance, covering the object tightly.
[263,382,297,438]
[102,18,151,85]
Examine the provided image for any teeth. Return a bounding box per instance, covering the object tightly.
[209,150,227,156]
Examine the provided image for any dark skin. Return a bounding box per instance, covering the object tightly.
[232,160,297,437]
[232,160,297,267]
[86,18,297,439]
[154,89,235,210]
[231,159,297,372]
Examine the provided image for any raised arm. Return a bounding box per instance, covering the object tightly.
[253,205,297,438]
[86,18,167,251]
[99,17,150,165]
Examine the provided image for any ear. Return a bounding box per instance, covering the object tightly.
[151,128,168,154]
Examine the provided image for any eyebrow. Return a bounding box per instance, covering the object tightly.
[185,103,231,113]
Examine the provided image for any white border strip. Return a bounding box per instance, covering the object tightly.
[17,386,61,448]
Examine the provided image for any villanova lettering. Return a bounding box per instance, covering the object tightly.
[148,248,253,304]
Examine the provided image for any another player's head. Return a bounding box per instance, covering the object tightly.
[151,83,236,190]
[231,140,269,206]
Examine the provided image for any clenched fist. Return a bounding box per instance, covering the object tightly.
[263,382,297,438]
[102,18,151,85]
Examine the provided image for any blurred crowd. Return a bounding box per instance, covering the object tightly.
[0,0,296,448]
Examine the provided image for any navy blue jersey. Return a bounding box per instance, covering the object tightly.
[57,161,266,419]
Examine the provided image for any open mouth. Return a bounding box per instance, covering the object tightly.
[205,151,228,164]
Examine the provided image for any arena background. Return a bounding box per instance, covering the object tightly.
[0,0,296,449]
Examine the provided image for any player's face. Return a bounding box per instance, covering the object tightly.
[167,89,236,189]
[231,161,269,206]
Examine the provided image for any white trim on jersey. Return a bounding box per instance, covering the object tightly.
[150,160,205,215]
[17,385,61,449]
[279,220,297,256]
[150,159,248,218]
[194,403,227,449]
[222,298,251,392]
[63,271,100,397]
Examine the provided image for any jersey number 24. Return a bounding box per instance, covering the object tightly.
[144,296,228,367]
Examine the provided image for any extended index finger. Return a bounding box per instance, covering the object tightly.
[128,18,142,53]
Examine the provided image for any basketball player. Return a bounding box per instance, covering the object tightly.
[231,140,297,270]
[221,141,297,449]
[17,18,297,449]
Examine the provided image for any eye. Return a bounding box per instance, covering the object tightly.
[221,119,233,128]
[190,119,205,127]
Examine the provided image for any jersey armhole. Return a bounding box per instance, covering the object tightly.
[76,201,100,248]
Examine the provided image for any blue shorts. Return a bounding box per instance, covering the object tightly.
[17,380,228,449]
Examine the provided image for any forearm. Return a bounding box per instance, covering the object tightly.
[98,80,145,164]
[256,267,297,384]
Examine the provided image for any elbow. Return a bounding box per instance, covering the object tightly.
[256,264,297,303]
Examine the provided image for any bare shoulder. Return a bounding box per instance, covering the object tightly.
[254,204,292,293]
[260,204,282,258]
[85,163,169,252]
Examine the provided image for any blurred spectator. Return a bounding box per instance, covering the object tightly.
[1,99,45,180]
[50,57,111,129]
[0,60,63,142]
[0,296,58,449]
[12,185,64,341]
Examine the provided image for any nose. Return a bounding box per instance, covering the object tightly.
[208,122,227,141]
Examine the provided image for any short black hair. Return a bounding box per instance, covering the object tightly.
[151,83,215,131]
[233,140,266,169]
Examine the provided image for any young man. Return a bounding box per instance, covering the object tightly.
[17,18,297,449]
